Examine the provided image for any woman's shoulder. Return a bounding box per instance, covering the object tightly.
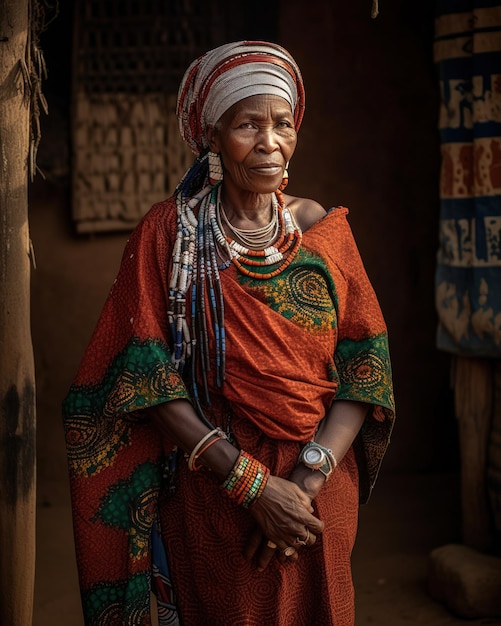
[134,195,178,233]
[144,195,177,221]
[284,195,326,231]
[123,196,178,252]
[284,194,349,232]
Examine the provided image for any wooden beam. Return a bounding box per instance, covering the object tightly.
[0,1,37,624]
[454,356,494,552]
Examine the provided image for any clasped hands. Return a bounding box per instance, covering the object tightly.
[244,467,325,571]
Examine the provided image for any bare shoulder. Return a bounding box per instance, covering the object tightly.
[284,194,327,231]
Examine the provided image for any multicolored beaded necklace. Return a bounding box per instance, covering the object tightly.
[168,154,302,421]
[211,184,303,279]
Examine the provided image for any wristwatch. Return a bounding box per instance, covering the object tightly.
[298,442,337,480]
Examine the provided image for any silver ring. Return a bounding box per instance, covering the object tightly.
[295,527,310,546]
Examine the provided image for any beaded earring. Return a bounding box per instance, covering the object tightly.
[208,151,223,184]
[279,161,290,191]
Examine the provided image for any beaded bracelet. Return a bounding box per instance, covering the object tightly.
[187,428,227,471]
[221,451,270,509]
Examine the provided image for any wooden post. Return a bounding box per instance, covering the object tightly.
[454,356,494,552]
[0,1,37,624]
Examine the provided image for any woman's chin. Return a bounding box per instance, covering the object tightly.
[244,175,283,194]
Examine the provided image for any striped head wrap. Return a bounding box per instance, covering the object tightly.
[176,40,305,155]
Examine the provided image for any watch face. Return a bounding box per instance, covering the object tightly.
[304,447,324,465]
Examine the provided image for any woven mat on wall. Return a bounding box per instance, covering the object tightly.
[72,0,236,233]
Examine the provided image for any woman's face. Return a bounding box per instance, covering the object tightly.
[209,94,297,195]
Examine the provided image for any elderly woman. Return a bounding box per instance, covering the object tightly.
[64,41,395,626]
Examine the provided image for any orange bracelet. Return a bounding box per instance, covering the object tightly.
[188,428,227,471]
[221,451,270,508]
[191,433,226,471]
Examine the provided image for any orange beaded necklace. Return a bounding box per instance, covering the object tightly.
[210,185,303,280]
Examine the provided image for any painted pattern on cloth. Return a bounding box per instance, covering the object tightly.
[65,338,186,477]
[64,338,188,624]
[435,0,501,356]
[63,199,394,625]
[238,248,339,331]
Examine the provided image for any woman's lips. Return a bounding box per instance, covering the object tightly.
[251,165,282,175]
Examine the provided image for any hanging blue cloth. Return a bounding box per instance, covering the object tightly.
[435,0,501,357]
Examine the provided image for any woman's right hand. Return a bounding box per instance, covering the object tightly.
[245,474,324,570]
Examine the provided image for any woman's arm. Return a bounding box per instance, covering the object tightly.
[151,399,239,477]
[151,399,324,563]
[292,399,368,499]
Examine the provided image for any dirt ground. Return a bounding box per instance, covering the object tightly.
[33,470,501,626]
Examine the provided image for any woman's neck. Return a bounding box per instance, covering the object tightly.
[219,186,275,228]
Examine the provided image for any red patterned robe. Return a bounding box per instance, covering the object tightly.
[63,198,395,626]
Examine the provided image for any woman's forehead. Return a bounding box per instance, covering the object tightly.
[222,94,293,120]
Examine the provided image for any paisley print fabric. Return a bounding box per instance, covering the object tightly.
[63,199,395,625]
[65,338,186,477]
[239,249,338,332]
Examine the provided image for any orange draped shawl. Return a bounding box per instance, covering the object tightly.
[63,198,395,625]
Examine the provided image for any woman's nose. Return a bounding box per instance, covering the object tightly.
[256,127,279,152]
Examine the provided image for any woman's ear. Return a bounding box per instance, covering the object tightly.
[207,125,220,152]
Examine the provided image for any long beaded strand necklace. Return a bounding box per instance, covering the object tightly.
[169,180,227,418]
[169,185,210,370]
